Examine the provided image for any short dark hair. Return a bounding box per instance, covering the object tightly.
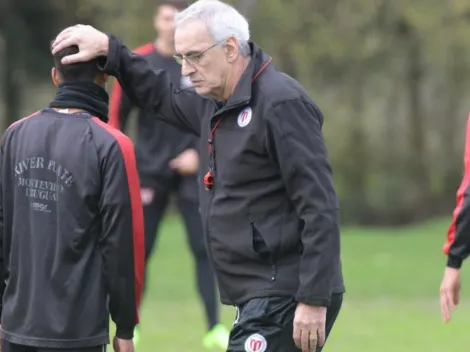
[52,45,102,82]
[157,0,188,11]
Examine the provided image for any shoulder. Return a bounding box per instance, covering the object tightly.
[88,117,135,157]
[2,110,42,143]
[6,110,42,131]
[256,69,322,123]
[257,67,318,109]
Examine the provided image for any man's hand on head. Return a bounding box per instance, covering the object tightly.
[51,25,109,64]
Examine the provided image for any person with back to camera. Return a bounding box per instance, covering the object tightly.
[0,40,145,352]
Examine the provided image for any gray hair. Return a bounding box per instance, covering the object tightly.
[175,0,251,57]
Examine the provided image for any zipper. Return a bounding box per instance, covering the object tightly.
[204,110,238,305]
[271,262,277,282]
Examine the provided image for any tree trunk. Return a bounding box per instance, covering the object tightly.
[1,0,22,131]
[343,62,370,223]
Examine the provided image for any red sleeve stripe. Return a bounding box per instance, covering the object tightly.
[108,81,122,129]
[108,42,155,130]
[91,117,145,323]
[444,113,470,254]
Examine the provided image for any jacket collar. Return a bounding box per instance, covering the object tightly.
[213,42,272,117]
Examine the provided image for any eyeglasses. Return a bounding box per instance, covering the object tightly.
[173,40,226,66]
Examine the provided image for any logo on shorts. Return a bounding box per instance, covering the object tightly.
[244,333,267,352]
[237,107,252,127]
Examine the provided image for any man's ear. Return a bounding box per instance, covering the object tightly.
[51,67,60,87]
[225,37,239,63]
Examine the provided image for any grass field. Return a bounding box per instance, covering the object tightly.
[125,216,470,352]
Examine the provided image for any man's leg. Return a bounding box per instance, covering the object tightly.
[228,294,343,352]
[141,187,170,295]
[176,195,229,349]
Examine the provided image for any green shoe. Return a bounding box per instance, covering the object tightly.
[203,324,230,350]
[133,326,140,346]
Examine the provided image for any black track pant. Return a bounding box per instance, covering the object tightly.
[2,342,106,352]
[228,293,343,352]
[141,186,219,331]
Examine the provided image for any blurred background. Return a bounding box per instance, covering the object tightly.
[2,0,470,351]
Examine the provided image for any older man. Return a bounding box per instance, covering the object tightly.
[52,1,345,351]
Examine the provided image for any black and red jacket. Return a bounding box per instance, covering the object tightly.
[445,114,470,269]
[0,109,145,348]
[109,42,199,193]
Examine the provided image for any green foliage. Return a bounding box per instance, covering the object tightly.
[3,0,470,224]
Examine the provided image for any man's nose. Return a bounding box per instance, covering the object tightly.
[181,60,195,77]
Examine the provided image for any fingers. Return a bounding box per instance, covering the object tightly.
[440,292,449,322]
[61,52,90,65]
[51,26,83,52]
[52,27,75,45]
[317,325,326,347]
[308,330,318,352]
[52,36,79,57]
[294,327,319,352]
[440,291,453,322]
[300,328,310,352]
[293,324,301,350]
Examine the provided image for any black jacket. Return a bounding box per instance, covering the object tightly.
[0,109,145,348]
[104,35,344,306]
[109,42,199,196]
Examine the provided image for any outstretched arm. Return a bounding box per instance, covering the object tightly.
[52,25,203,136]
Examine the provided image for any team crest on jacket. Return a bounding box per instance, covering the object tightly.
[244,333,267,352]
[238,107,252,127]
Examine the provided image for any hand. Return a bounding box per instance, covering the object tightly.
[112,336,134,352]
[169,148,199,175]
[440,267,461,322]
[51,24,109,64]
[293,303,326,352]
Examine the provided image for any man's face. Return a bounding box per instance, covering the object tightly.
[174,20,229,98]
[154,4,178,44]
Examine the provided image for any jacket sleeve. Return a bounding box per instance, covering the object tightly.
[265,99,340,307]
[102,34,202,136]
[98,137,145,339]
[109,79,133,131]
[444,115,470,269]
